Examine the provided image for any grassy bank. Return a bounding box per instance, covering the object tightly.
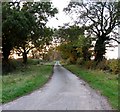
[64,65,118,109]
[1,60,53,103]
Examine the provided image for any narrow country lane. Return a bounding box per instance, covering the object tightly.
[2,61,112,110]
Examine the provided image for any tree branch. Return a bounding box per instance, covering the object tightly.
[109,38,120,44]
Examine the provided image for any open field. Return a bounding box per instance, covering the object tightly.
[64,65,118,109]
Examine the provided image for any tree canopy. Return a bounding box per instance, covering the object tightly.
[56,25,92,63]
[2,2,58,63]
[64,1,120,62]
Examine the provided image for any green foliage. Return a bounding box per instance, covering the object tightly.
[78,59,120,75]
[95,59,120,74]
[57,25,92,64]
[64,2,120,62]
[107,59,120,74]
[2,2,20,60]
[83,60,94,69]
[76,58,84,65]
[2,2,58,64]
[95,60,108,70]
[76,35,92,61]
[56,25,84,42]
[59,42,79,64]
[82,60,108,70]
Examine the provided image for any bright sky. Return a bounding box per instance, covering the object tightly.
[106,42,118,59]
[46,0,119,59]
[46,0,71,28]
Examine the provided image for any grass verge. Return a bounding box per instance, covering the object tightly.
[64,65,118,109]
[1,63,53,104]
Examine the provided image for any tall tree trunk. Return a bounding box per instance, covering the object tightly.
[94,37,106,62]
[2,47,12,73]
[23,52,27,64]
[22,47,27,64]
[2,46,11,63]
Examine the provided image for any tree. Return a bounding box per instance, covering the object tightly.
[2,2,58,64]
[76,35,92,61]
[56,25,92,63]
[64,1,120,62]
[2,2,23,62]
[15,2,58,64]
[56,25,84,43]
[58,35,92,63]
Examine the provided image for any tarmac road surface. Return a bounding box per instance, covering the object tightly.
[2,61,112,110]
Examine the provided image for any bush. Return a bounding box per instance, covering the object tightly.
[27,59,41,65]
[107,59,120,74]
[78,59,120,74]
[2,59,24,74]
[96,59,110,71]
[2,59,43,75]
[66,58,71,64]
[66,57,76,64]
[83,61,93,69]
[76,58,84,65]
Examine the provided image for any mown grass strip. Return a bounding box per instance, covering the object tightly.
[64,65,118,109]
[2,64,53,103]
